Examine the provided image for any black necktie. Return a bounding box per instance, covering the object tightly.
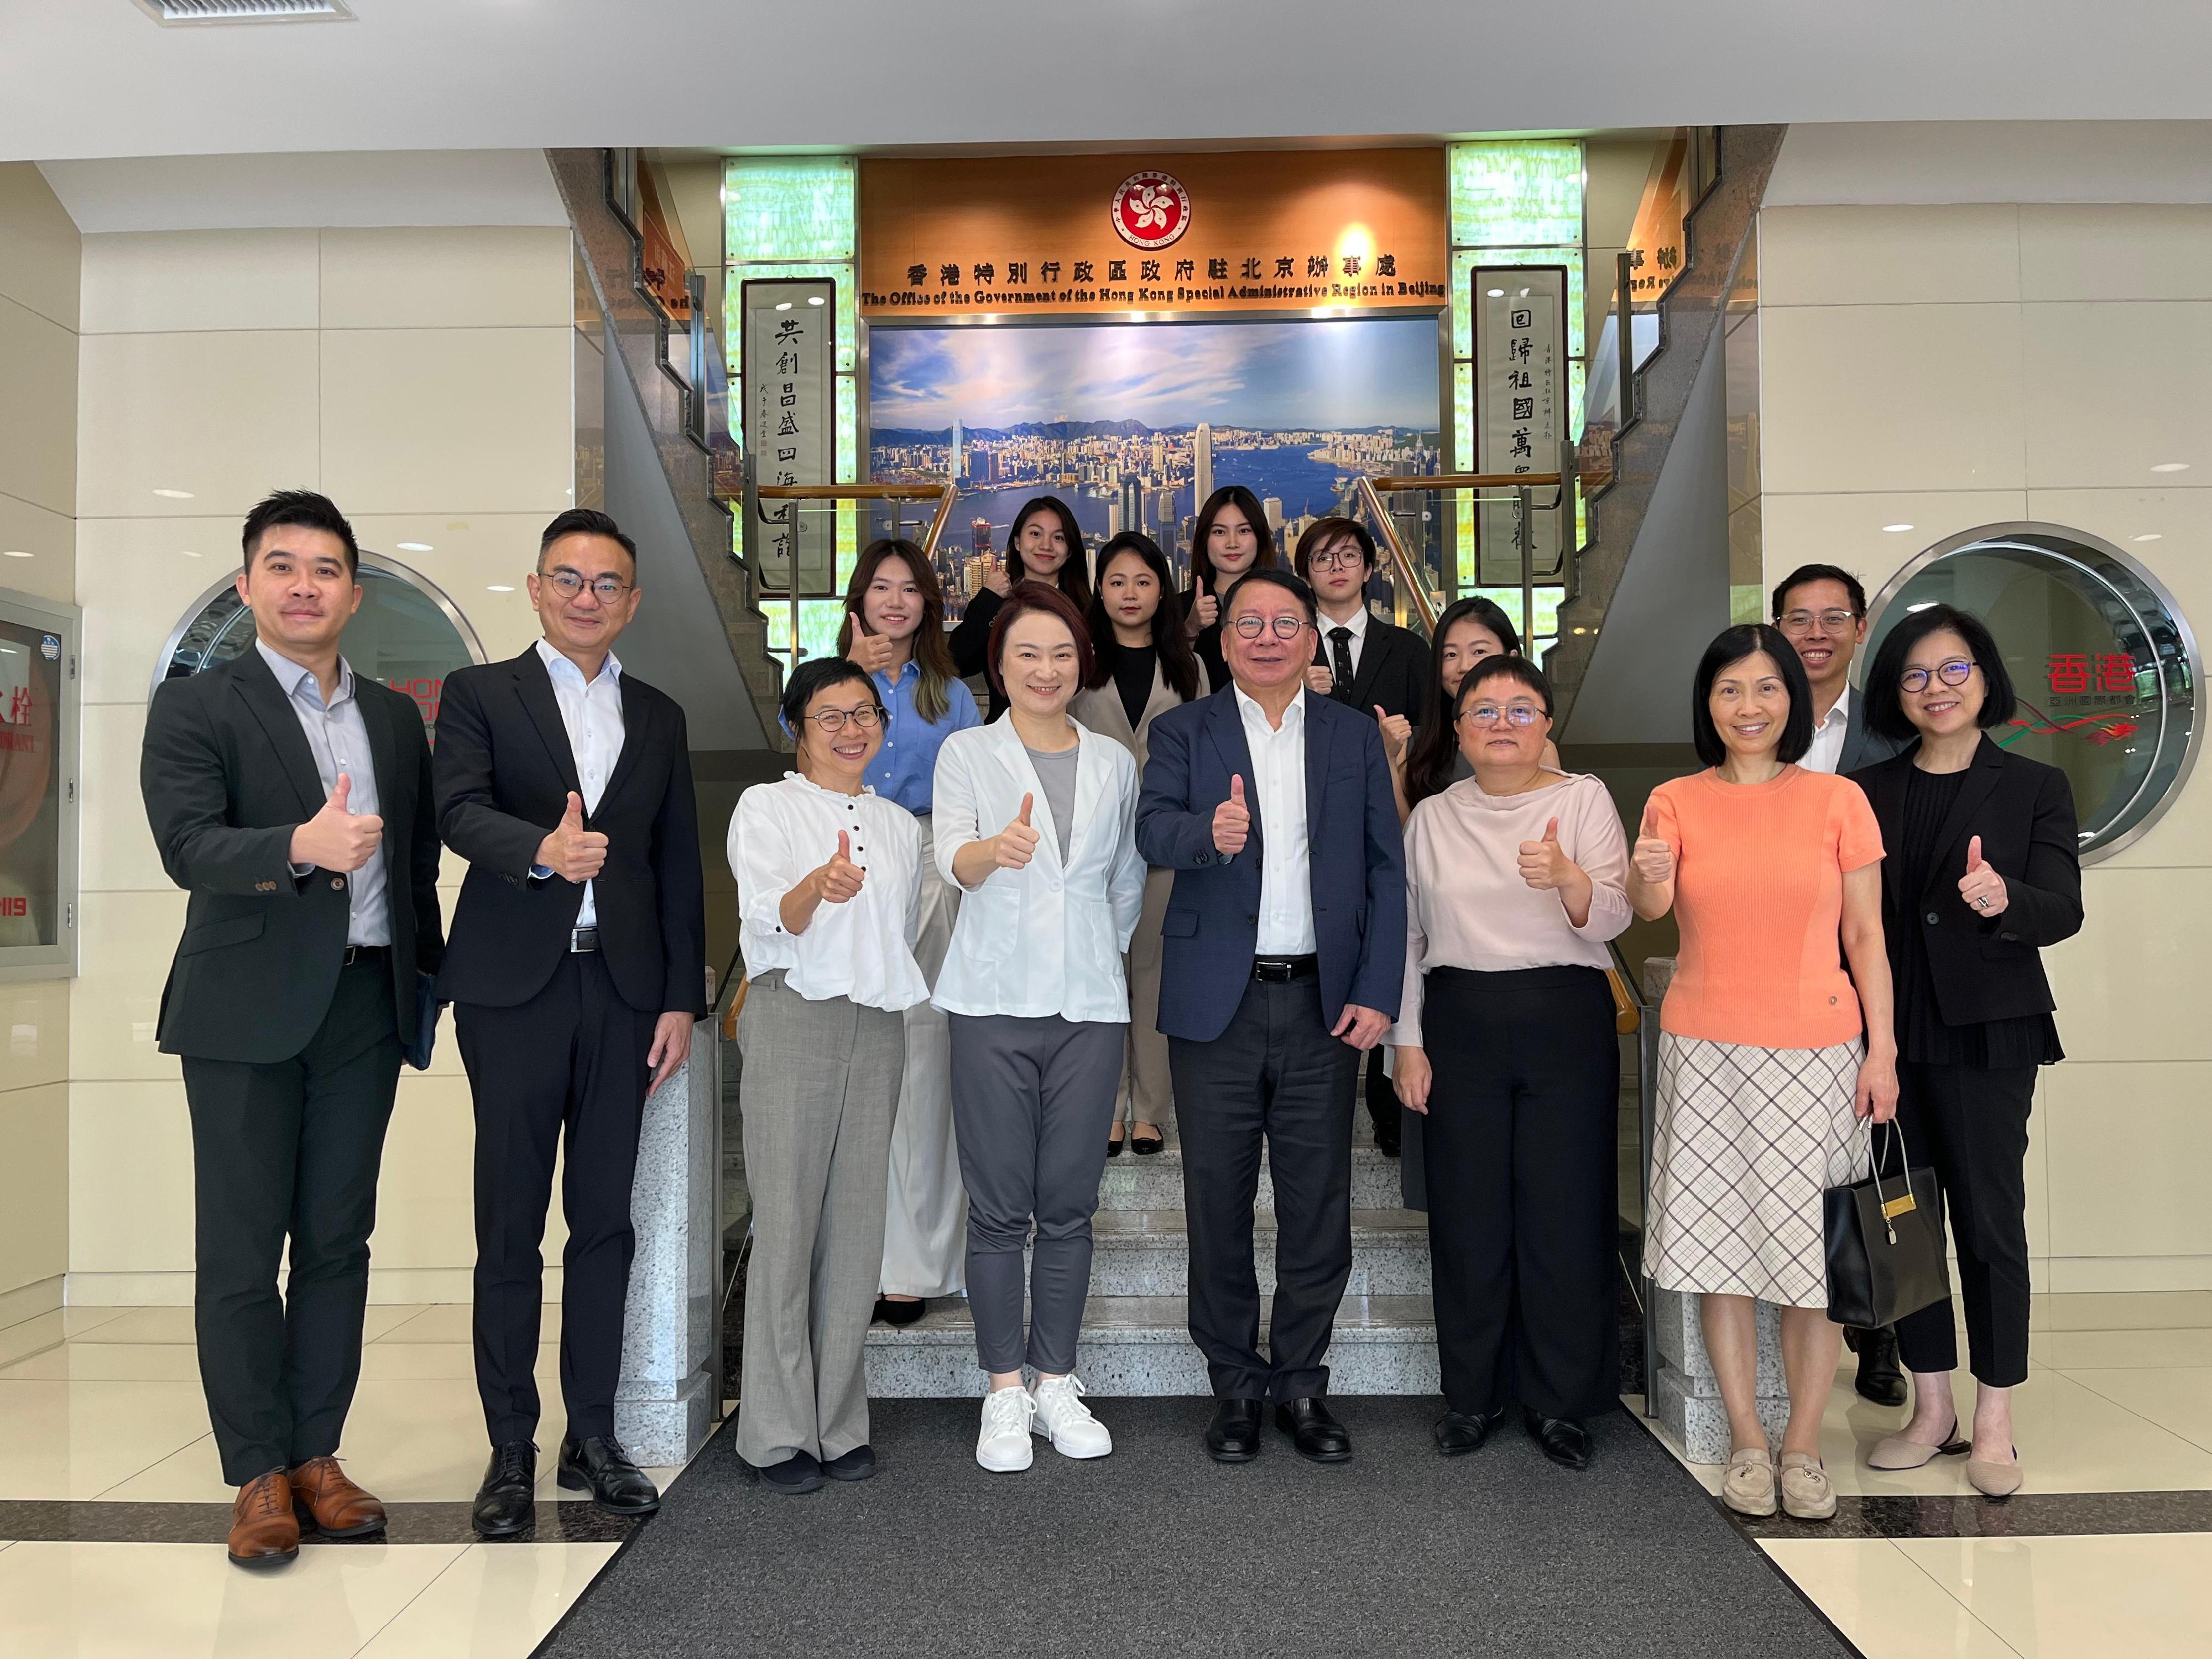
[1328,625,1356,703]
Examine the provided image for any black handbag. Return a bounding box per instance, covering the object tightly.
[1824,1120,1951,1328]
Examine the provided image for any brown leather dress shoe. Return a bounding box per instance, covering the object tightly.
[228,1469,301,1568]
[289,1456,388,1539]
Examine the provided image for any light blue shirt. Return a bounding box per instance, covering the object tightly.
[864,658,979,815]
[259,638,389,948]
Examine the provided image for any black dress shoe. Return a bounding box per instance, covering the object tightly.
[875,1296,926,1328]
[1850,1324,1909,1408]
[1433,1407,1504,1457]
[1106,1134,1125,1157]
[756,1450,824,1494]
[1524,1408,1594,1470]
[1204,1399,1264,1463]
[1130,1130,1164,1155]
[472,1441,538,1538]
[1275,1396,1352,1463]
[557,1434,660,1516]
[822,1444,875,1483]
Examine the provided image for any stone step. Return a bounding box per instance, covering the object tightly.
[864,1293,1440,1397]
[1094,1144,1405,1212]
[1066,1208,1431,1297]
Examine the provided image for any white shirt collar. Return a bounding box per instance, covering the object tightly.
[256,638,353,705]
[1233,681,1306,735]
[781,770,878,801]
[536,637,622,688]
[1318,603,1370,643]
[1817,684,1852,729]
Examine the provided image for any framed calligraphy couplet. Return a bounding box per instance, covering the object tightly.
[1472,264,1571,586]
[742,278,838,598]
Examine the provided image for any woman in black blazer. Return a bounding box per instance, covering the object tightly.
[1848,603,2082,1498]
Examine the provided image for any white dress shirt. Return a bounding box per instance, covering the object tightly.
[1235,685,1319,955]
[260,639,388,947]
[1318,601,1370,682]
[728,774,927,1012]
[532,637,626,926]
[1801,684,1852,775]
[930,718,1147,1022]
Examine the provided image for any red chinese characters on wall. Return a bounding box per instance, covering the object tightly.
[2046,653,2136,696]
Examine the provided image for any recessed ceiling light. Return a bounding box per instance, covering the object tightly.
[2152,462,2190,473]
[396,541,433,552]
[487,584,515,593]
[0,550,31,559]
[1882,523,1914,533]
[775,301,794,311]
[2133,533,2163,542]
[153,487,194,499]
[806,295,826,306]
[1486,288,1505,298]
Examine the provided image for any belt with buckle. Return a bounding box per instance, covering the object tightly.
[341,945,388,967]
[570,926,599,953]
[1251,954,1318,983]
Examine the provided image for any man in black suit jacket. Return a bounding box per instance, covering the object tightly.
[1296,516,1426,1154]
[142,491,443,1569]
[433,509,706,1536]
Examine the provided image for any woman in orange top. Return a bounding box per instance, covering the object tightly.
[1629,623,1898,1524]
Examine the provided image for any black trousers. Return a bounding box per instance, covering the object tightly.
[1423,965,1621,1420]
[457,950,658,1445]
[181,954,401,1485]
[1169,975,1359,1401]
[1892,1061,2035,1387]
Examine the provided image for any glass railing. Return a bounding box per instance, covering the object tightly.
[1352,462,1575,657]
[737,478,958,672]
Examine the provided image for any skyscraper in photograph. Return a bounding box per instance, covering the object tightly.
[1107,499,1124,538]
[972,517,993,558]
[951,417,964,482]
[1119,473,1145,538]
[1194,421,1213,507]
[1263,495,1285,551]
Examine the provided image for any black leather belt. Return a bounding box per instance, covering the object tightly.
[341,945,388,967]
[570,926,599,953]
[1251,954,1318,983]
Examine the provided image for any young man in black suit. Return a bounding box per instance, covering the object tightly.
[433,509,706,1536]
[142,489,444,1569]
[1296,516,1426,1155]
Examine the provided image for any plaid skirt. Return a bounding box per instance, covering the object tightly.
[1642,1032,1870,1310]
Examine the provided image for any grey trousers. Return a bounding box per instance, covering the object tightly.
[735,972,904,1467]
[948,1012,1125,1376]
[1117,866,1177,1133]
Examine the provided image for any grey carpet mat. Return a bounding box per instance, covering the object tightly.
[537,1399,1851,1659]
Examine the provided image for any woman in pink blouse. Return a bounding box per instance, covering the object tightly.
[1390,656,1632,1470]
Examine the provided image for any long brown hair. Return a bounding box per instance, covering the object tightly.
[1086,532,1203,703]
[1190,484,1276,597]
[1006,494,1093,612]
[837,538,961,723]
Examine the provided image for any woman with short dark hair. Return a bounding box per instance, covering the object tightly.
[1631,624,1898,1522]
[951,495,1092,720]
[1849,604,2081,1498]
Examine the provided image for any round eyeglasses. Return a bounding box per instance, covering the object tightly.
[1899,658,1976,694]
[1457,703,1545,728]
[802,705,885,734]
[1230,613,1311,640]
[1305,548,1366,572]
[543,568,633,603]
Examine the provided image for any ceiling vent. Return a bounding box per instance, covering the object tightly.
[130,0,354,23]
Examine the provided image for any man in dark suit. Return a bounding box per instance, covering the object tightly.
[142,489,444,1570]
[434,509,706,1537]
[1137,567,1405,1465]
[1296,516,1426,1156]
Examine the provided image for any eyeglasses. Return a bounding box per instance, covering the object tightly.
[1457,703,1545,728]
[1777,608,1858,635]
[1230,614,1311,640]
[544,568,633,603]
[802,705,885,734]
[1306,549,1366,572]
[1900,658,1976,693]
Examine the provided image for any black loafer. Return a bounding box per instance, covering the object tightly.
[1204,1399,1264,1463]
[875,1296,927,1328]
[1524,1408,1594,1470]
[1433,1407,1504,1457]
[1130,1130,1164,1155]
[756,1450,824,1494]
[1107,1133,1125,1157]
[822,1444,875,1483]
[471,1441,538,1538]
[1850,1325,1909,1408]
[557,1434,660,1516]
[1275,1396,1352,1463]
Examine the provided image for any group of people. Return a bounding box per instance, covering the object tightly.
[148,482,2079,1563]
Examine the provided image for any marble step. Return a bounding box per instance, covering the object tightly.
[1049,1207,1431,1297]
[1095,1144,1405,1212]
[864,1293,1441,1397]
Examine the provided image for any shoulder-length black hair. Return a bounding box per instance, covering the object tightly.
[1691,623,1814,767]
[1405,596,1524,809]
[1189,484,1276,597]
[1860,602,2018,744]
[1086,531,1203,703]
[1005,494,1092,612]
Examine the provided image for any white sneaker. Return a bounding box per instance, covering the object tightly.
[1030,1374,1113,1459]
[976,1385,1035,1472]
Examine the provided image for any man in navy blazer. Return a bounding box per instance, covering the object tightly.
[1136,568,1405,1464]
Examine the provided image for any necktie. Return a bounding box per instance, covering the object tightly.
[1328,625,1356,703]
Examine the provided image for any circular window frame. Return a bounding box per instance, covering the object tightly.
[148,548,489,707]
[1863,520,2201,864]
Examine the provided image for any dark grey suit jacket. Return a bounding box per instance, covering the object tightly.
[1839,691,1908,774]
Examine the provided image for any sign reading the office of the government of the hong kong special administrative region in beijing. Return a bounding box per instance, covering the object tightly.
[859,150,1448,318]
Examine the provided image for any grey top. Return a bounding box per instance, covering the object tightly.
[1024,742,1078,862]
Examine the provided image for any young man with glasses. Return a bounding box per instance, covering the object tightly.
[432,509,706,1536]
[1771,562,1909,1407]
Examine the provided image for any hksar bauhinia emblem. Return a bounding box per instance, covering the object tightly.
[1111,171,1191,251]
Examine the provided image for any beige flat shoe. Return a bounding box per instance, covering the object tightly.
[1867,1425,1970,1470]
[1721,1446,1777,1517]
[1967,1447,2022,1498]
[1779,1452,1837,1520]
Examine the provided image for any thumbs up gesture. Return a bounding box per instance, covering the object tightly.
[846,626,899,677]
[536,790,610,883]
[1213,774,1251,855]
[1958,833,2008,918]
[290,773,385,873]
[1631,804,1674,885]
[992,792,1041,872]
[1375,704,1413,766]
[1517,815,1577,891]
[812,830,867,905]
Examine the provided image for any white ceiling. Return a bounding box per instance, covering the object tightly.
[2,0,2211,163]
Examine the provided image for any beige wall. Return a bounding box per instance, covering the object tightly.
[1759,200,2212,1293]
[0,163,79,1316]
[70,225,575,1305]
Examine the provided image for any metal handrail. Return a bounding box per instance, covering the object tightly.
[741,477,959,666]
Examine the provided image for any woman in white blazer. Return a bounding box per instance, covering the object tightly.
[933,583,1146,1473]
